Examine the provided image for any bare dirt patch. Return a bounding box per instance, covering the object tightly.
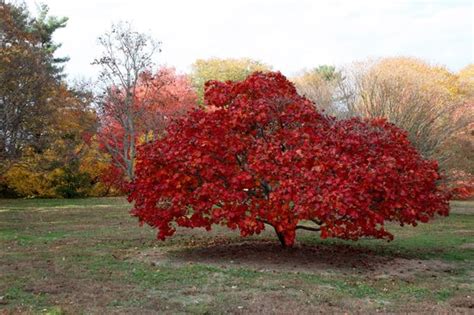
[241,291,343,314]
[459,243,474,249]
[450,296,474,309]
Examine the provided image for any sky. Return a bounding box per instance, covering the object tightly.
[24,0,473,80]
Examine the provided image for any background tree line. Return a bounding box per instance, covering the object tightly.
[0,1,472,198]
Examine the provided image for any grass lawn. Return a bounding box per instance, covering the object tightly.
[0,198,473,314]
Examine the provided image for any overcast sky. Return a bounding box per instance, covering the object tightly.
[24,0,473,80]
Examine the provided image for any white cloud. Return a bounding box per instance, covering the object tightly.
[24,0,473,80]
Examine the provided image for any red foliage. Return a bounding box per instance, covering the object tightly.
[100,164,129,193]
[129,72,450,247]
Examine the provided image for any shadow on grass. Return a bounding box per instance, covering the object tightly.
[155,237,458,277]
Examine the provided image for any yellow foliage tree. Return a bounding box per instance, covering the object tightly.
[344,57,468,166]
[458,64,474,96]
[2,84,111,198]
[190,58,271,105]
[444,64,474,196]
[3,147,59,197]
[3,137,110,198]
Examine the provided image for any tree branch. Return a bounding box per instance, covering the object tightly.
[295,225,321,232]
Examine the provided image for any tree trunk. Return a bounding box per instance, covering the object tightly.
[274,227,287,248]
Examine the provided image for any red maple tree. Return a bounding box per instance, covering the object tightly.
[129,72,450,247]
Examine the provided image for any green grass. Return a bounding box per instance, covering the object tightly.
[0,197,473,313]
[0,197,128,210]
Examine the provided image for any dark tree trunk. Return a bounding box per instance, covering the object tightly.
[274,227,287,248]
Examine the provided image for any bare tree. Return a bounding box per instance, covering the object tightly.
[338,58,470,168]
[293,65,357,118]
[93,22,161,181]
[292,68,337,115]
